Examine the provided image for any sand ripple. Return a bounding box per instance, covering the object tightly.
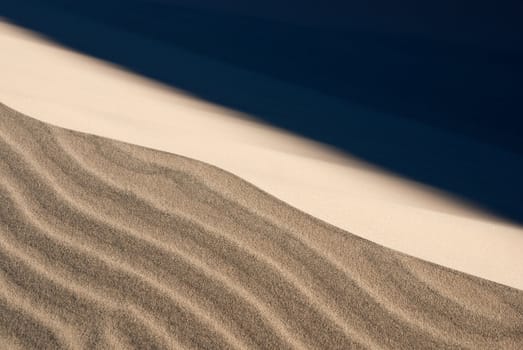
[0,102,522,349]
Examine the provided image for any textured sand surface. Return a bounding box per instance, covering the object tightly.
[2,21,523,290]
[1,103,522,349]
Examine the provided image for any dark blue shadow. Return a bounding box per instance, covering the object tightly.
[2,0,523,223]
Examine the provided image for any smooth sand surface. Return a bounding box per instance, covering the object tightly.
[1,21,523,290]
[1,102,523,349]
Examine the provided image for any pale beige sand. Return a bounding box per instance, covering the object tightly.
[1,102,523,349]
[1,21,523,290]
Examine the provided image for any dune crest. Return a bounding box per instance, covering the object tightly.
[0,102,522,349]
[3,20,523,291]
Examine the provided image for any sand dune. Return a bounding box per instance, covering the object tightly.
[1,103,522,349]
[2,21,523,291]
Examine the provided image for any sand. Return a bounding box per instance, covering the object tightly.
[1,20,523,291]
[1,102,522,349]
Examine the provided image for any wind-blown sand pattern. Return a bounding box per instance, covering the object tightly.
[0,102,522,349]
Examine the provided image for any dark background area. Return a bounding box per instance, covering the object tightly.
[2,0,523,223]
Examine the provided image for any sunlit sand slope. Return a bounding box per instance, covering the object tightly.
[0,103,522,349]
[2,21,523,290]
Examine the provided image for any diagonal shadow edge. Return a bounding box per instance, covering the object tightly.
[1,0,523,224]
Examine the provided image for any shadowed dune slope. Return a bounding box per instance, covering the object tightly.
[0,102,522,349]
